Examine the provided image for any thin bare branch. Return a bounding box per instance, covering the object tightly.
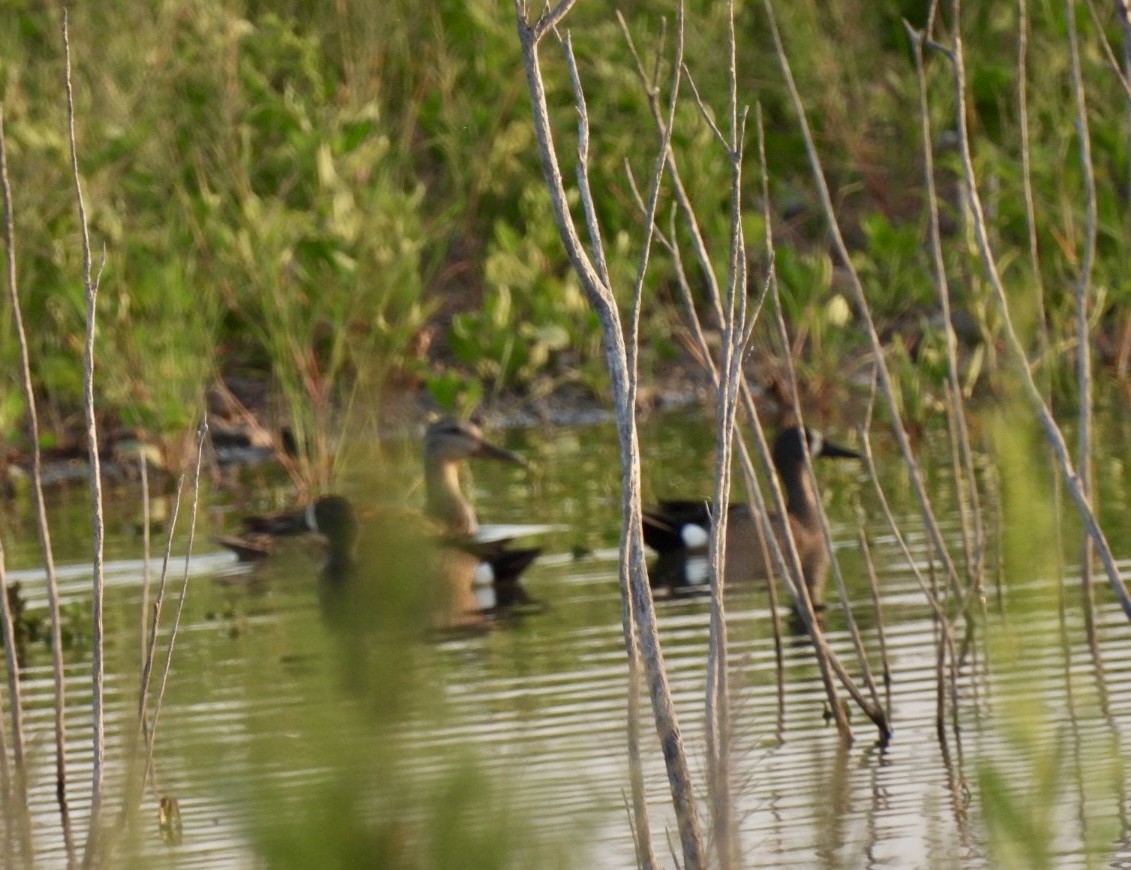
[1,94,71,863]
[0,103,35,866]
[931,1,1131,619]
[763,0,967,620]
[1064,0,1100,641]
[143,421,208,786]
[64,10,108,864]
[515,3,705,864]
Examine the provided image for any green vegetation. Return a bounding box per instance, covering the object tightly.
[0,0,1125,472]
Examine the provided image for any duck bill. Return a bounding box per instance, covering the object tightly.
[244,507,313,536]
[821,439,862,461]
[470,438,527,466]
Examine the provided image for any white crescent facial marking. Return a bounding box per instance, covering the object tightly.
[809,431,823,458]
[681,524,710,549]
[304,503,318,533]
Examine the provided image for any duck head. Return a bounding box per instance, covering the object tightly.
[771,426,861,471]
[423,418,525,534]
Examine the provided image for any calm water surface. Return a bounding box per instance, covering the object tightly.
[3,411,1131,868]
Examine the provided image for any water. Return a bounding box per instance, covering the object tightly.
[2,411,1130,868]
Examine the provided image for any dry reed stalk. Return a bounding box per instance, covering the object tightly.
[924,3,1131,620]
[142,421,208,786]
[0,665,12,866]
[138,472,187,724]
[1016,0,1072,664]
[765,292,889,731]
[139,449,152,677]
[858,529,892,715]
[515,2,705,864]
[63,12,109,865]
[0,544,32,864]
[763,0,968,619]
[1063,0,1100,645]
[623,21,869,740]
[0,105,36,866]
[1,100,72,864]
[562,18,659,865]
[905,16,987,609]
[688,3,750,860]
[857,418,961,739]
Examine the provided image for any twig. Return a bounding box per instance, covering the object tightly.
[143,420,208,787]
[766,285,888,732]
[763,0,968,619]
[905,17,987,614]
[929,1,1131,620]
[514,4,705,865]
[702,2,747,862]
[0,542,32,864]
[64,11,109,865]
[1,96,70,863]
[139,448,152,676]
[1064,0,1100,645]
[0,104,36,866]
[858,529,892,716]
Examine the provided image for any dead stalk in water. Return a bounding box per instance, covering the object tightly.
[560,20,659,866]
[65,10,109,863]
[857,415,960,738]
[765,288,888,728]
[1063,0,1100,646]
[858,530,892,716]
[764,0,968,621]
[0,543,32,864]
[515,2,705,864]
[139,448,153,674]
[905,16,987,613]
[143,421,208,787]
[0,104,37,865]
[1,100,71,863]
[625,11,865,741]
[693,2,749,861]
[922,6,1131,621]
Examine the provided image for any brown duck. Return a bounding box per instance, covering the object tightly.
[642,426,860,604]
[219,418,546,624]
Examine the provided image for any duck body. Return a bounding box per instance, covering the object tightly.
[643,426,860,603]
[221,419,545,626]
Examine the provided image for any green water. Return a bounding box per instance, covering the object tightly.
[2,409,1131,868]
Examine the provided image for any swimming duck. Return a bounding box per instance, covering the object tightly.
[219,418,547,623]
[642,426,861,604]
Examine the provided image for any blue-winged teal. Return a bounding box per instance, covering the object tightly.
[643,426,860,603]
[220,418,545,623]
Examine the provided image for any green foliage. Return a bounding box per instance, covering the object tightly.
[0,0,1128,451]
[450,187,601,393]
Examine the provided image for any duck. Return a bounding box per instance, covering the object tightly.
[642,426,861,605]
[219,418,548,623]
